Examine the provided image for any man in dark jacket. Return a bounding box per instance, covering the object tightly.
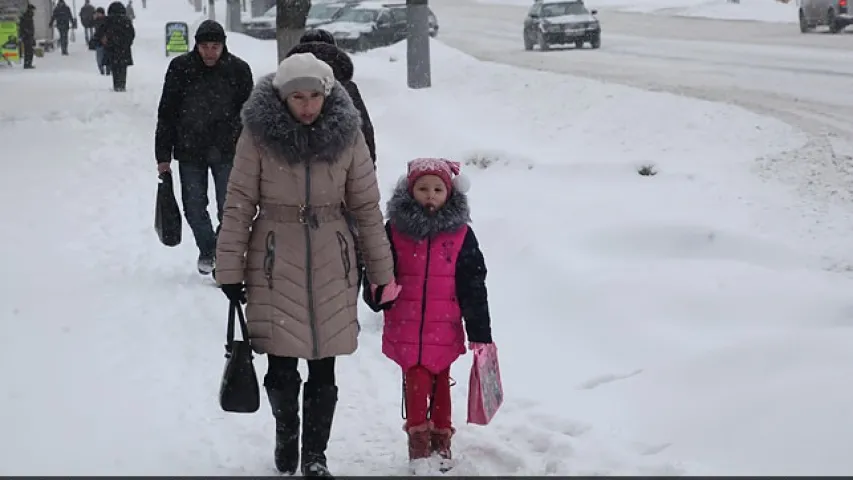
[49,0,74,55]
[18,3,35,69]
[154,20,254,275]
[93,2,134,91]
[79,0,95,44]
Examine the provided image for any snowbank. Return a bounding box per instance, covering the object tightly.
[6,0,853,475]
[481,0,798,23]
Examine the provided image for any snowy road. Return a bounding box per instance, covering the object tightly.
[431,0,853,140]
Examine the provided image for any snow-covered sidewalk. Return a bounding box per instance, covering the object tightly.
[4,0,853,475]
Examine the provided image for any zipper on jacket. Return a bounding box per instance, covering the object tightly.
[263,230,275,289]
[417,237,432,365]
[336,231,352,288]
[304,161,320,358]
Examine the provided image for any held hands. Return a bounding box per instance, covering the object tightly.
[468,342,492,351]
[221,283,247,304]
[367,278,402,311]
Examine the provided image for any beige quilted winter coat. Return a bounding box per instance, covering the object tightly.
[215,74,394,359]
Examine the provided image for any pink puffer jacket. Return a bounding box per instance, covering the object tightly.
[382,224,469,374]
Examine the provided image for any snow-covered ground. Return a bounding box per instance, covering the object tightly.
[481,0,798,23]
[5,0,853,475]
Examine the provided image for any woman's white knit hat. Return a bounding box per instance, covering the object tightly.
[272,52,335,98]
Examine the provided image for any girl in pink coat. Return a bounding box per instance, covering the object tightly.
[364,157,494,468]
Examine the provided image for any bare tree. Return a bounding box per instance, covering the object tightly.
[276,0,311,62]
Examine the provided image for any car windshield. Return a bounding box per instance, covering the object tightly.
[334,7,378,23]
[308,4,342,20]
[541,2,588,16]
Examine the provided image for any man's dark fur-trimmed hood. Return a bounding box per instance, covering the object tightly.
[386,177,471,241]
[240,73,361,163]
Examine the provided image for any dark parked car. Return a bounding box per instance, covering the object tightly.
[523,0,601,51]
[323,2,438,52]
[384,3,439,37]
[241,1,359,40]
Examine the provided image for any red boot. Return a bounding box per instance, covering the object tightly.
[430,426,454,460]
[406,422,432,461]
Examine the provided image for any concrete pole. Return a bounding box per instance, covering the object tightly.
[208,0,215,20]
[225,0,241,31]
[406,0,430,89]
[70,0,76,42]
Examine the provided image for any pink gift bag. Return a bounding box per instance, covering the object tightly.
[467,343,504,425]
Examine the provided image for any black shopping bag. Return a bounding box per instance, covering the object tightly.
[154,171,182,247]
[219,301,260,413]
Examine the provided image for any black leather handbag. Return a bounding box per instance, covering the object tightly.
[219,301,260,413]
[154,171,182,247]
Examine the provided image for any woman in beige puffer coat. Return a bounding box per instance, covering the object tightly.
[215,53,399,478]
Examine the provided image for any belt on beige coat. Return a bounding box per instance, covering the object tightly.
[258,203,344,228]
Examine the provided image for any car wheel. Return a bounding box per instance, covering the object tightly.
[356,37,369,52]
[799,9,813,32]
[523,31,534,50]
[828,8,842,32]
[589,34,601,49]
[574,39,584,48]
[537,31,549,51]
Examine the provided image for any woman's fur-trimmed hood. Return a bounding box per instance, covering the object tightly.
[240,73,361,163]
[386,177,471,241]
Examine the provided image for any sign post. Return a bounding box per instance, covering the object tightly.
[164,21,189,57]
[0,19,19,65]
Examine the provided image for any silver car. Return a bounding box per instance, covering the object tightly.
[798,0,852,33]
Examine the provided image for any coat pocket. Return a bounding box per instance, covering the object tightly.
[336,231,352,288]
[263,230,275,289]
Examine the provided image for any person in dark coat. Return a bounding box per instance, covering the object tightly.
[286,31,379,295]
[126,0,135,21]
[79,0,95,44]
[90,8,109,74]
[154,20,254,275]
[49,0,74,55]
[93,1,135,91]
[299,28,335,46]
[18,3,35,69]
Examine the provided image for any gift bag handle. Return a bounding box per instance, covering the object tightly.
[225,301,250,354]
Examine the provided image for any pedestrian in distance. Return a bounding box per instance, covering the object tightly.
[79,0,95,45]
[90,7,109,74]
[49,0,74,55]
[93,1,134,91]
[18,3,36,69]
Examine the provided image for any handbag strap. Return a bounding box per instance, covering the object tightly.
[226,301,250,351]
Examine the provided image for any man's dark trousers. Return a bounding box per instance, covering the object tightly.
[178,161,232,258]
[21,37,34,66]
[58,27,69,54]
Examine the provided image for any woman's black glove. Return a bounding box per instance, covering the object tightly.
[221,283,247,304]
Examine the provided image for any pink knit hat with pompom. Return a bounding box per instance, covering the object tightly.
[406,157,470,194]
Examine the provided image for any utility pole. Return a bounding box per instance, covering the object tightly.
[225,0,241,31]
[406,0,430,89]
